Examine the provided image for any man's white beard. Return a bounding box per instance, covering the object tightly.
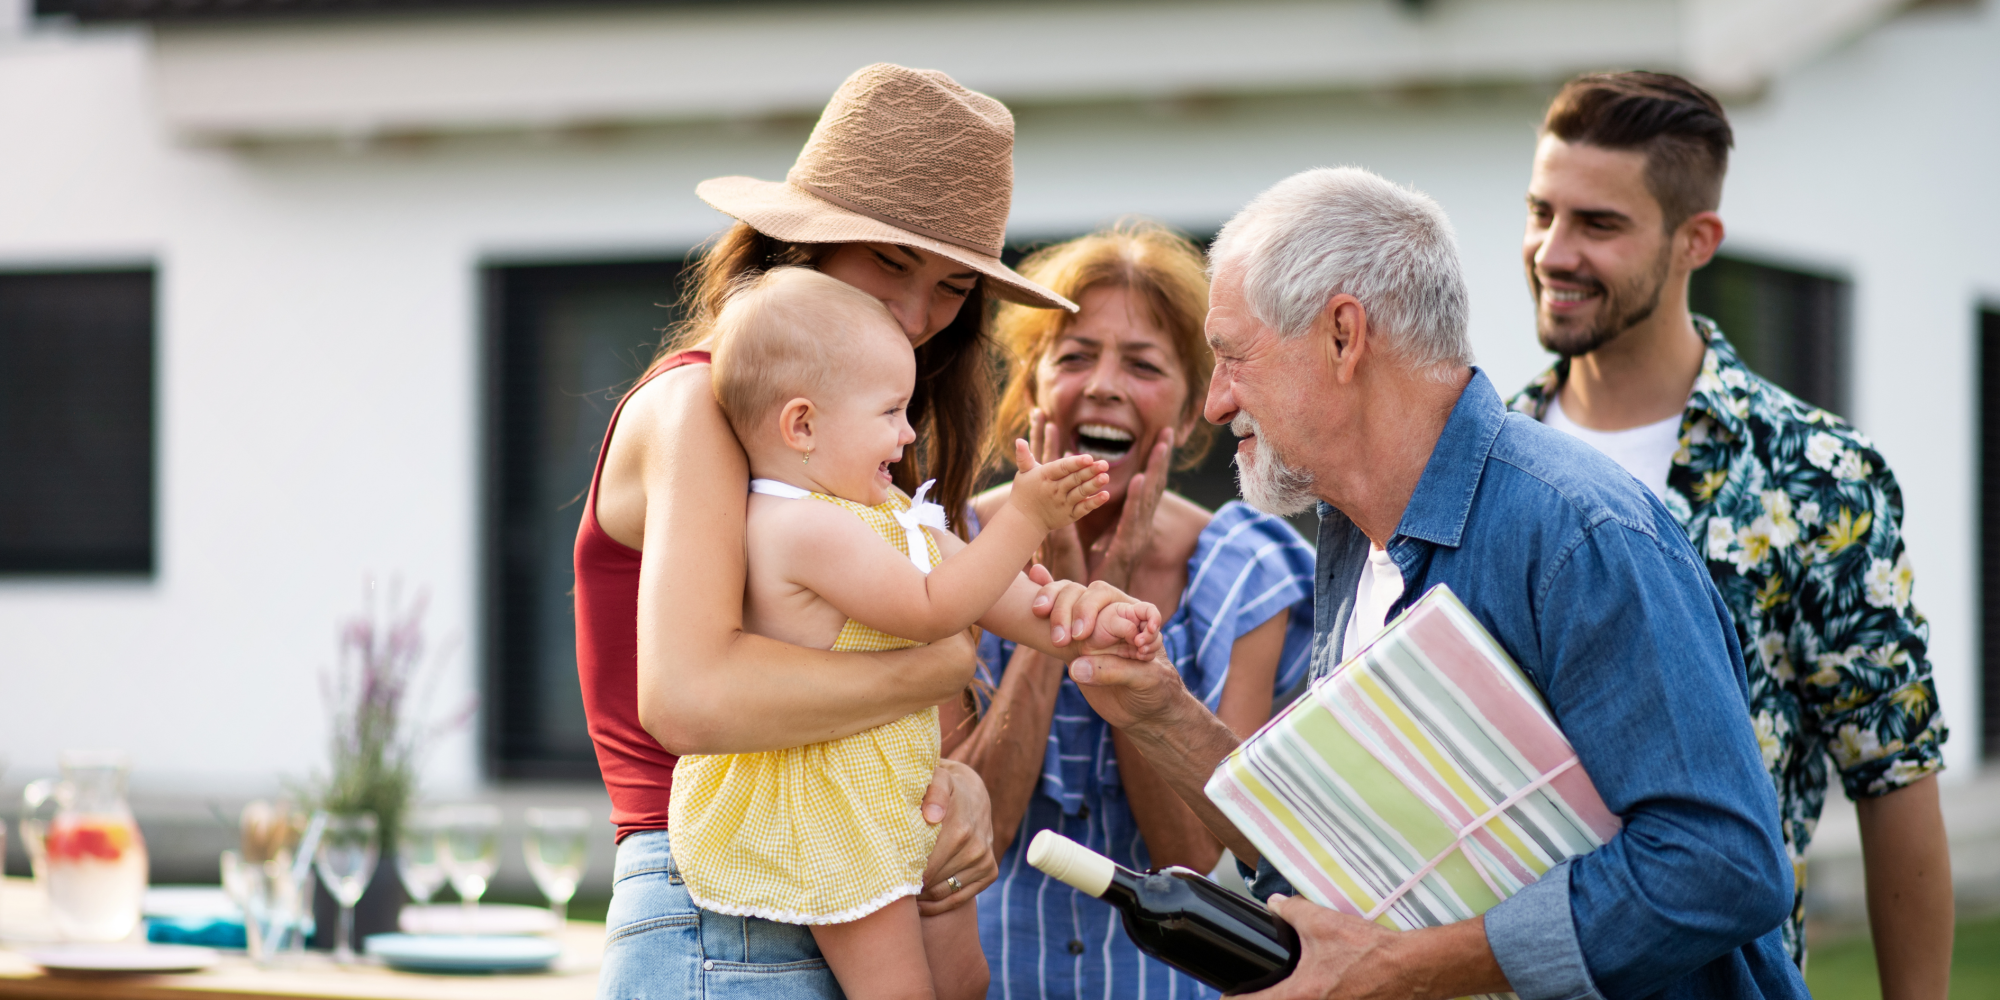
[1231,412,1318,516]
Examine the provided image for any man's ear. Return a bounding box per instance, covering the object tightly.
[776,397,817,456]
[1317,294,1368,383]
[1679,211,1726,272]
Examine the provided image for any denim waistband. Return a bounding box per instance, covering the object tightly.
[614,828,680,881]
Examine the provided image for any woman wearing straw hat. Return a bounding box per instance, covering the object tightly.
[575,64,1134,997]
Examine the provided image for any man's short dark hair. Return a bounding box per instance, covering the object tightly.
[1542,71,1734,232]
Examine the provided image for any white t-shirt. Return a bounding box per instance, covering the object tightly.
[1543,393,1682,501]
[1343,545,1405,661]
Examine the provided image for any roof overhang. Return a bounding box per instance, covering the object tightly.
[99,0,1915,144]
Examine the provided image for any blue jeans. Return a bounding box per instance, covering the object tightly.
[599,830,841,1000]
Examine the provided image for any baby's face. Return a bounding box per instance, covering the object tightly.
[807,324,919,506]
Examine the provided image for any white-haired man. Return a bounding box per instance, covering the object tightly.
[1064,167,1809,999]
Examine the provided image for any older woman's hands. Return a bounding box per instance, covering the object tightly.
[916,758,996,915]
[1026,409,1175,591]
[1099,427,1173,586]
[1028,409,1091,584]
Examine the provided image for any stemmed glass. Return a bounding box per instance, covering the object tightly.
[439,804,501,911]
[313,812,379,964]
[20,778,59,888]
[523,808,590,924]
[395,809,448,905]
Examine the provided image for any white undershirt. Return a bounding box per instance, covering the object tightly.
[1343,545,1406,661]
[1542,392,1682,501]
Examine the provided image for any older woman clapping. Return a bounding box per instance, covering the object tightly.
[945,221,1317,999]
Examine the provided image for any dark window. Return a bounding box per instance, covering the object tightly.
[1690,254,1850,414]
[485,260,684,780]
[0,269,155,575]
[1981,305,2000,760]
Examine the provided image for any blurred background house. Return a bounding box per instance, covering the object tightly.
[2,0,1995,915]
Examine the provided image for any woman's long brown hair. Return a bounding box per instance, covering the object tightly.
[656,222,994,537]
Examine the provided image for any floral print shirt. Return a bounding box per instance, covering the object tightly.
[1508,319,1947,964]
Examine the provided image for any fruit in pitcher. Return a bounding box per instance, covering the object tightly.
[44,821,133,862]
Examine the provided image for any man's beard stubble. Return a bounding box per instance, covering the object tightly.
[1534,243,1672,359]
[1231,412,1318,517]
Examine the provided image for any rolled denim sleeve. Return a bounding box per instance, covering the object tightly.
[1485,860,1603,1000]
[1509,516,1793,998]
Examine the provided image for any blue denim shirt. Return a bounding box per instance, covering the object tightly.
[1254,370,1807,1000]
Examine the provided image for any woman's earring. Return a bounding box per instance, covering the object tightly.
[803,449,812,466]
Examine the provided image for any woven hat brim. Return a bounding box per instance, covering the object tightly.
[697,176,1077,313]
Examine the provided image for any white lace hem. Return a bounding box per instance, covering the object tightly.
[685,880,924,926]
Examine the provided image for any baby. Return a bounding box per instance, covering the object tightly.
[669,267,1162,1000]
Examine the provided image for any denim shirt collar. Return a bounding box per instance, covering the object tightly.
[1392,367,1505,551]
[1309,367,1503,680]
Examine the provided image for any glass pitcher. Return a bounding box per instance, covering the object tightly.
[41,751,149,941]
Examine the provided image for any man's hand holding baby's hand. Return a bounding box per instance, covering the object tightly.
[1025,567,1162,659]
[1010,440,1110,532]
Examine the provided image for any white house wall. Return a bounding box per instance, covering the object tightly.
[1718,2,1999,780]
[0,1,1990,821]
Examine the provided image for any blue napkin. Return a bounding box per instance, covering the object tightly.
[147,916,248,949]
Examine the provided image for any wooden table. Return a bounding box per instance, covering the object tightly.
[0,879,602,1000]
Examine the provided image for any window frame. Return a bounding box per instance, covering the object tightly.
[480,257,688,781]
[1688,251,1851,415]
[0,265,158,578]
[1979,304,2000,761]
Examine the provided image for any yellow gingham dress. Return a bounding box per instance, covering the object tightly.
[668,481,947,925]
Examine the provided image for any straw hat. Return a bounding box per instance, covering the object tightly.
[697,63,1077,312]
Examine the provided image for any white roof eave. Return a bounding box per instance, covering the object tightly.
[145,0,1911,143]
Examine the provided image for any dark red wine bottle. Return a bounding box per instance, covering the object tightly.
[1028,831,1299,994]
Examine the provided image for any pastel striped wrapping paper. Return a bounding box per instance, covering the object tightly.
[1205,584,1622,951]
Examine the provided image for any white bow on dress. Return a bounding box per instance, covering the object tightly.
[748,476,949,574]
[893,479,951,574]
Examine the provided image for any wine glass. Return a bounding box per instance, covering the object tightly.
[439,804,501,911]
[523,808,590,924]
[20,778,55,885]
[395,809,448,905]
[313,812,379,964]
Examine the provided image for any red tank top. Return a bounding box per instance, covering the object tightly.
[574,350,710,840]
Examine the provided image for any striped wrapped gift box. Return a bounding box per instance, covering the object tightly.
[1205,584,1621,949]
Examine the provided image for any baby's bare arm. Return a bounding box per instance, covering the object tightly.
[923,515,1164,662]
[776,500,1031,644]
[740,495,851,650]
[975,573,1162,661]
[777,450,1115,645]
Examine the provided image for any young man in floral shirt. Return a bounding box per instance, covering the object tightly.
[1507,72,1952,996]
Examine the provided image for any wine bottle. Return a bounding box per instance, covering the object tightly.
[1027,830,1299,994]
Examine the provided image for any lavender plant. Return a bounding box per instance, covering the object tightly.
[313,580,471,856]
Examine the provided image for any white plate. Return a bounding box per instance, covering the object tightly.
[27,944,220,973]
[364,933,562,973]
[143,886,240,921]
[398,903,561,936]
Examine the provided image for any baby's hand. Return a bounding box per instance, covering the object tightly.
[1009,439,1110,532]
[1081,601,1164,661]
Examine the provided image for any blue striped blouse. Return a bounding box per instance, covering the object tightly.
[972,501,1317,1000]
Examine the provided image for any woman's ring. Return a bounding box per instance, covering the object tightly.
[946,875,964,892]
